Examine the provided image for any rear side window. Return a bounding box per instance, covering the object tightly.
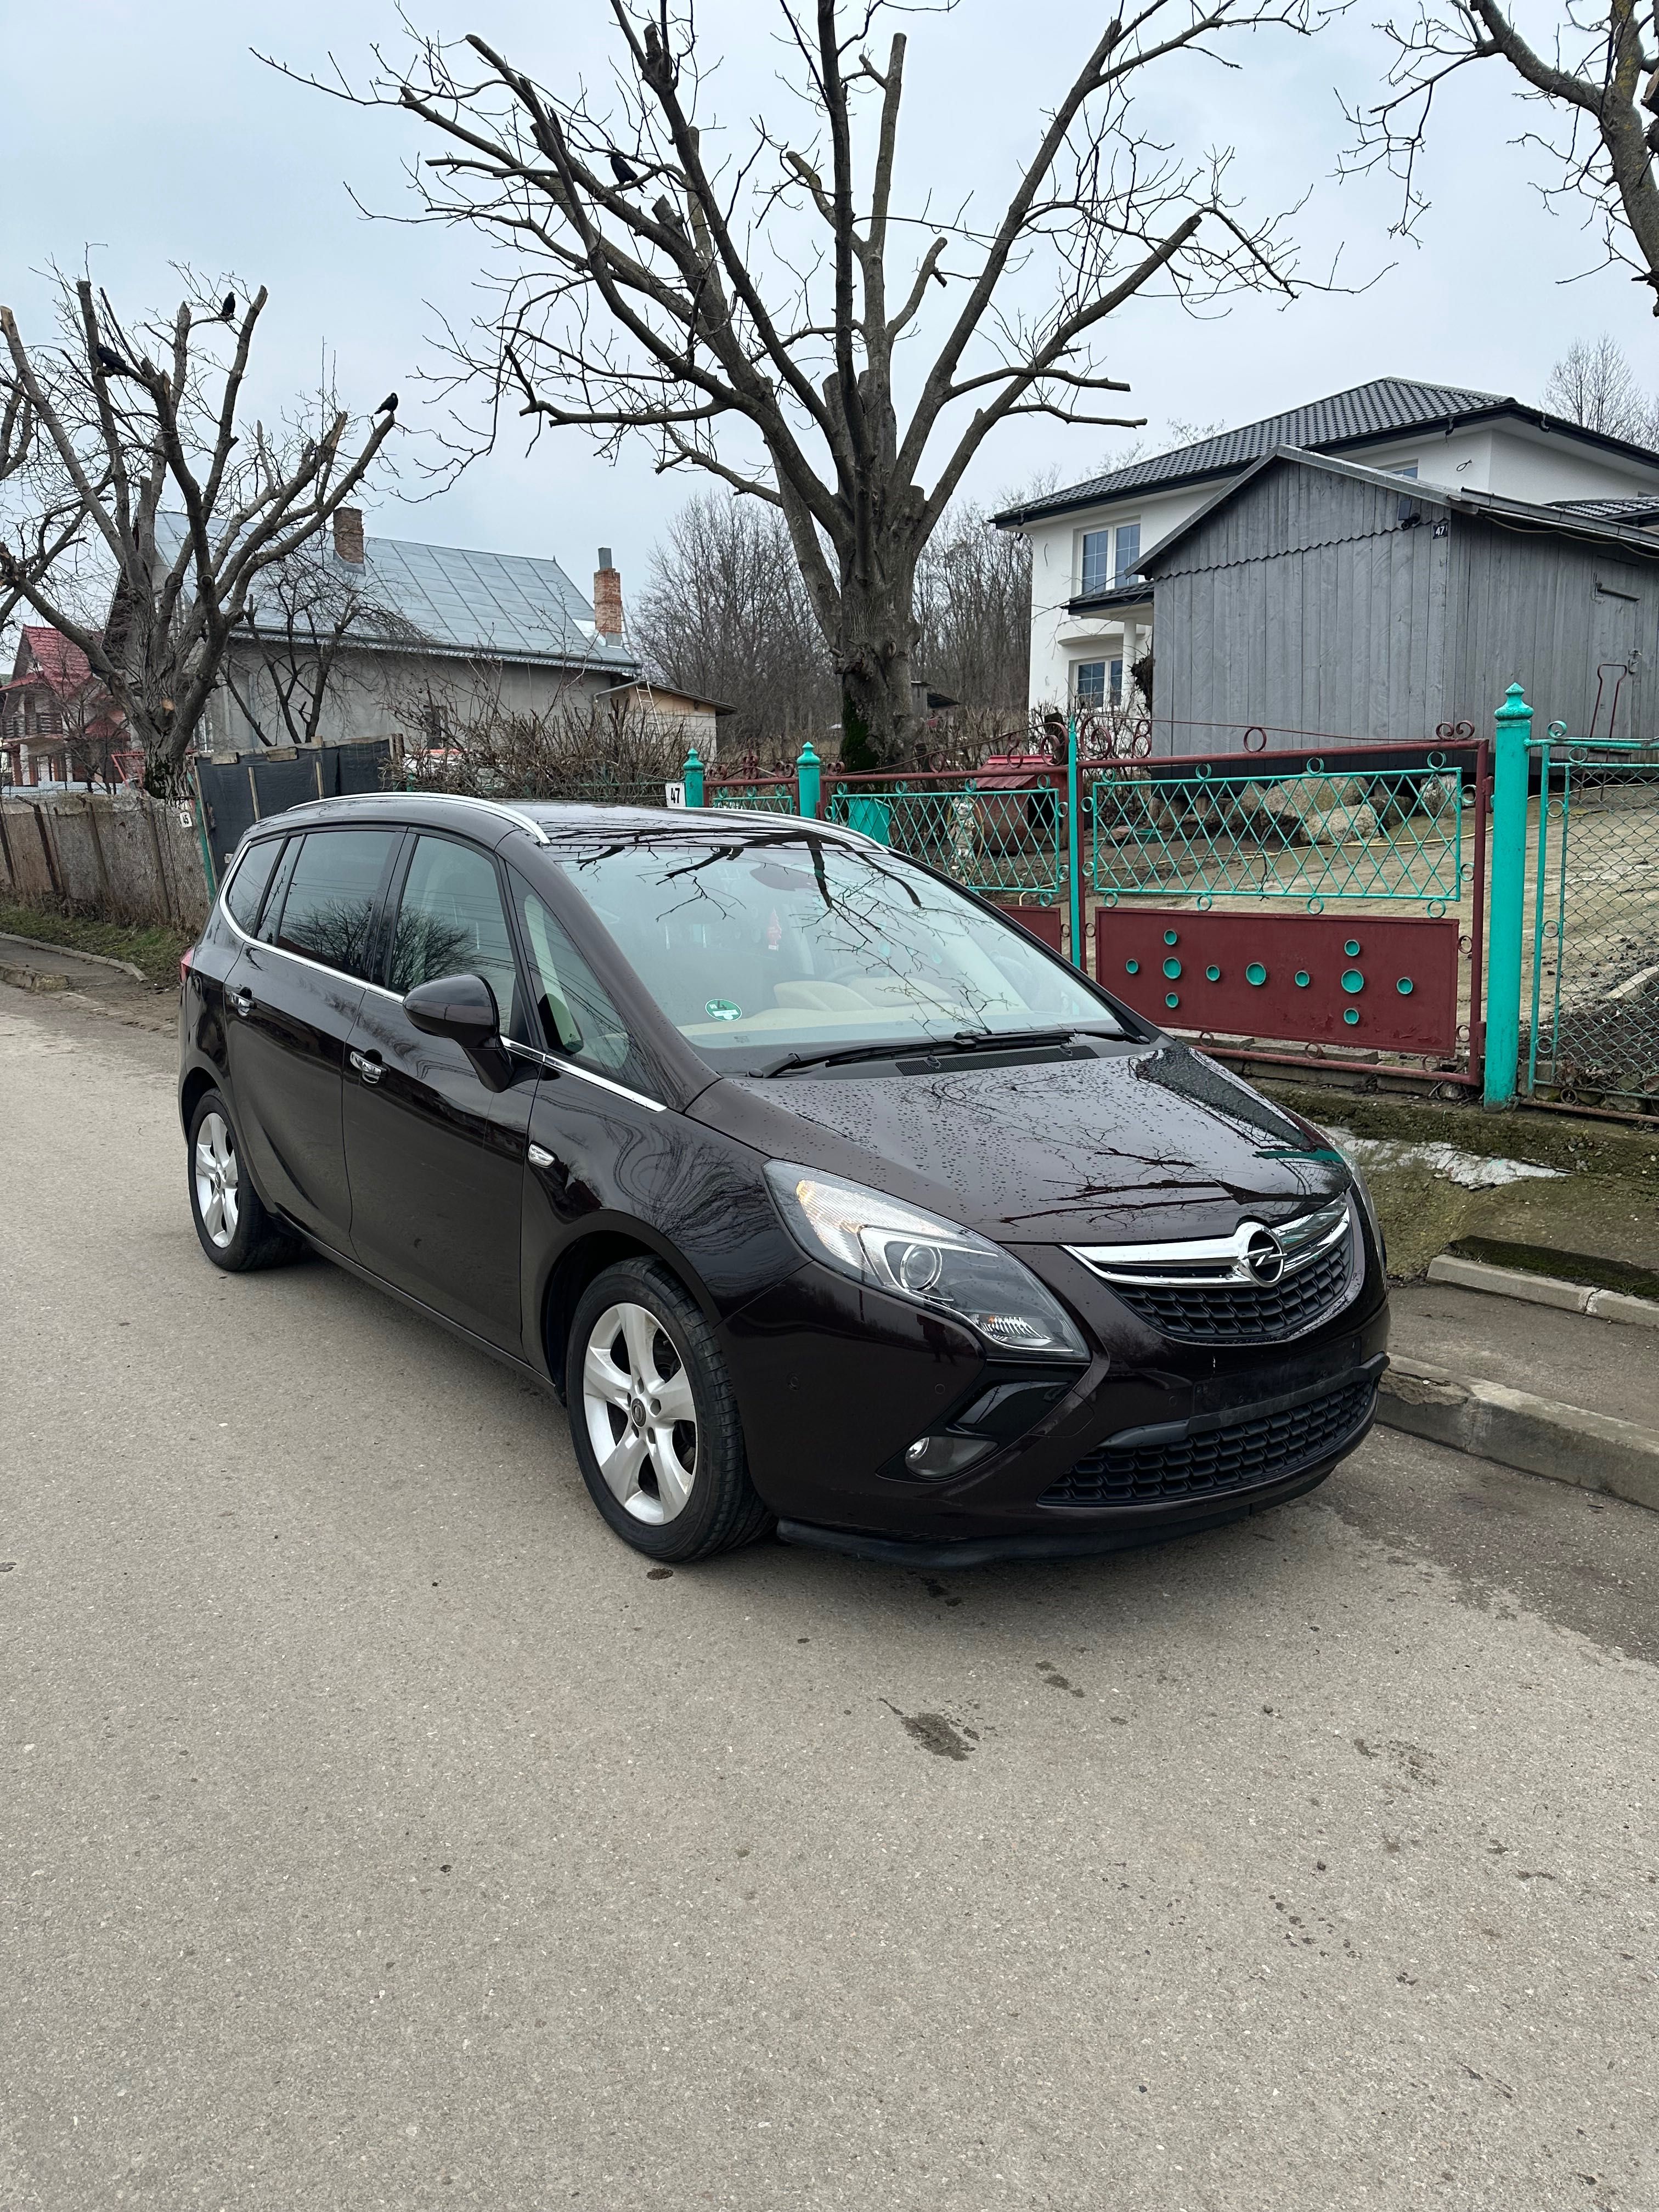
[224,837,283,935]
[273,830,399,980]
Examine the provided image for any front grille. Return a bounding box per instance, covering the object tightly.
[1105,1236,1353,1344]
[1041,1374,1376,1508]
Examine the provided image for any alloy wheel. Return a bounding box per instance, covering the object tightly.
[194,1111,240,1249]
[580,1301,698,1523]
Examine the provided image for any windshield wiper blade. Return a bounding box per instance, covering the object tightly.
[760,1026,1098,1077]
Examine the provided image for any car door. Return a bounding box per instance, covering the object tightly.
[223,826,402,1252]
[341,830,537,1351]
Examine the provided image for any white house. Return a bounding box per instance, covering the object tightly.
[996,377,1659,714]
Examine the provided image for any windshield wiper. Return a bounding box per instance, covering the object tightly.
[759,1026,1102,1077]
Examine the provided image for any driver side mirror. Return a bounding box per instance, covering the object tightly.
[403,972,515,1093]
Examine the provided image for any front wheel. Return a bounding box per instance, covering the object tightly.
[566,1259,772,1561]
[187,1090,298,1272]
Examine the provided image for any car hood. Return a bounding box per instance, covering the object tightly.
[686,1038,1353,1245]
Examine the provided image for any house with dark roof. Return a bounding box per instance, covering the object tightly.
[149,510,735,759]
[995,377,1659,727]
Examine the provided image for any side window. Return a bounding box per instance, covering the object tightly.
[224,836,283,935]
[273,829,399,981]
[388,836,523,1036]
[516,883,657,1099]
[255,839,300,946]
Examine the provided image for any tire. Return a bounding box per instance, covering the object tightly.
[186,1089,300,1273]
[566,1257,772,1562]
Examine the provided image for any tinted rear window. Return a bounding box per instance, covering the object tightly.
[223,837,283,935]
[273,830,399,980]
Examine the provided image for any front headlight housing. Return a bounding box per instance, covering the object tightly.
[765,1163,1089,1360]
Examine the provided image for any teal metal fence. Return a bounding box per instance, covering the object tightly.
[823,775,1066,902]
[1520,726,1659,1113]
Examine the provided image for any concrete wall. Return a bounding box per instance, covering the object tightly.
[0,793,210,929]
[201,644,635,756]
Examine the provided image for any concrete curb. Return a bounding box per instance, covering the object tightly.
[1376,1356,1659,1513]
[1427,1252,1659,1328]
[0,930,148,984]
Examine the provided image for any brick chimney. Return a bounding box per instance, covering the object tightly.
[332,506,365,566]
[593,546,624,641]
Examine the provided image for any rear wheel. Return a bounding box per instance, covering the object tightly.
[187,1090,298,1272]
[566,1259,771,1561]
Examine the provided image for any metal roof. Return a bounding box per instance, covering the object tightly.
[994,377,1659,526]
[151,512,640,675]
[1551,496,1659,524]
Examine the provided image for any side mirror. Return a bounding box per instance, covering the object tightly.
[403,972,514,1092]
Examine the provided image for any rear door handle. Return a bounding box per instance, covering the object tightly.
[233,988,253,1019]
[349,1048,384,1085]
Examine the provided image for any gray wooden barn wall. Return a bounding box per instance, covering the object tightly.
[1148,466,1452,753]
[1447,518,1659,742]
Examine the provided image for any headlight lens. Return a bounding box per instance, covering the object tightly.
[765,1163,1088,1359]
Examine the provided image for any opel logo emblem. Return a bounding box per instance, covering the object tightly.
[1245,1228,1285,1285]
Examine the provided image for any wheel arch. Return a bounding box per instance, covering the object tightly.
[540,1226,715,1398]
[179,1063,221,1137]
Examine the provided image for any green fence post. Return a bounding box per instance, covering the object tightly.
[1483,682,1532,1109]
[1066,713,1084,969]
[189,757,218,900]
[682,746,704,807]
[795,740,821,820]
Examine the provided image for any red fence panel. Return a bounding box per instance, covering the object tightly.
[1095,910,1462,1056]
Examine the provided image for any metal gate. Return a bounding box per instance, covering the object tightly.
[1523,727,1659,1112]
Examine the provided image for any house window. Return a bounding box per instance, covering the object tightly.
[1114,522,1141,584]
[1080,531,1111,594]
[1074,659,1125,707]
[1390,462,1419,479]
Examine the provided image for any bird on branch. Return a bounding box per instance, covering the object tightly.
[220,294,236,321]
[607,149,642,187]
[376,393,398,415]
[94,343,140,380]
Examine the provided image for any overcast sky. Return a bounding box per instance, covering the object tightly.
[5,0,1655,600]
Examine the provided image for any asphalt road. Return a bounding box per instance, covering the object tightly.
[3,980,1656,2212]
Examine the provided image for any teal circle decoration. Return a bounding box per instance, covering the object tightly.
[1294,969,1311,989]
[1341,969,1364,994]
[1344,938,1361,957]
[1397,977,1414,995]
[1343,1007,1361,1026]
[1163,928,1179,946]
[1165,992,1180,1009]
[1205,964,1221,982]
[1125,959,1139,975]
[1163,957,1182,979]
[1245,961,1267,986]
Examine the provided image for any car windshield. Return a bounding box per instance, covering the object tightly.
[552,826,1121,1072]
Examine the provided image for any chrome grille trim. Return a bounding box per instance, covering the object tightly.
[1064,1197,1352,1289]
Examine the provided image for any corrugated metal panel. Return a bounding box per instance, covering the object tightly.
[1000,377,1505,521]
[150,512,639,673]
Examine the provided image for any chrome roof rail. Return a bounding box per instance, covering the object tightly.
[319,788,551,847]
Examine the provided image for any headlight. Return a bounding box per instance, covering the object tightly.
[765,1163,1088,1359]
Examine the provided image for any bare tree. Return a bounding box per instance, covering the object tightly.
[1543,332,1659,438]
[913,502,1031,727]
[281,0,1312,765]
[0,272,397,789]
[223,539,428,749]
[1344,0,1659,308]
[631,492,834,754]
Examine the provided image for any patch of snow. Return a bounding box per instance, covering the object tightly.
[1325,1127,1566,1190]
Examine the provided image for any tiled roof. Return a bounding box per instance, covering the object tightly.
[6,624,99,697]
[1552,496,1659,524]
[994,377,1649,524]
[150,514,640,675]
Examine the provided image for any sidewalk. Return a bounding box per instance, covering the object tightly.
[0,932,177,1033]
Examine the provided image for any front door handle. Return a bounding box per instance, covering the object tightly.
[233,988,253,1019]
[349,1048,384,1085]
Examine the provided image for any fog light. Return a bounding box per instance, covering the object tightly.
[901,1432,995,1480]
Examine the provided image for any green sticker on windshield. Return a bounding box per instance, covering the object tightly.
[705,998,743,1022]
